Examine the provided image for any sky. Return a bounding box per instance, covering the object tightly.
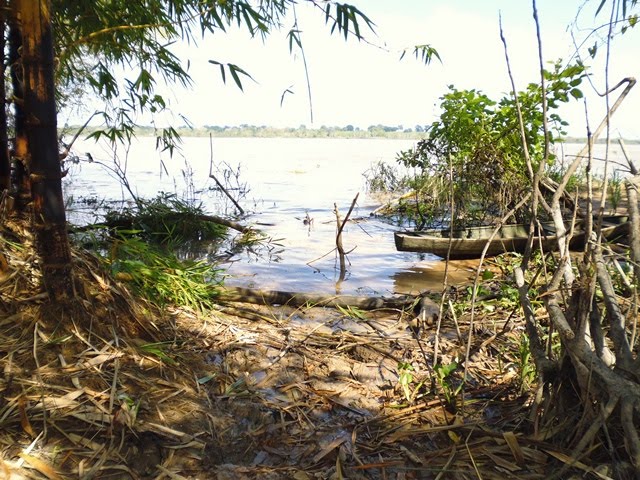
[71,0,640,139]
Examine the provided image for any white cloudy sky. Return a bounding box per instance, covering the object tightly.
[74,1,640,138]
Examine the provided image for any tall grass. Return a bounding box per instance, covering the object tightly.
[106,234,221,312]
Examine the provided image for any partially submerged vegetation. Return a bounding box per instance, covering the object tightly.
[103,193,228,246]
[106,234,222,312]
[72,192,246,313]
[367,61,588,230]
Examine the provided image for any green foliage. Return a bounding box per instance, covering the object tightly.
[324,3,375,40]
[117,393,141,424]
[517,335,536,393]
[608,171,623,212]
[498,283,520,310]
[397,362,414,402]
[105,193,227,247]
[397,362,425,403]
[106,234,221,312]
[364,160,408,193]
[139,341,178,365]
[465,284,491,301]
[208,61,256,91]
[400,44,441,65]
[336,304,367,320]
[394,61,586,228]
[434,361,463,409]
[546,160,585,192]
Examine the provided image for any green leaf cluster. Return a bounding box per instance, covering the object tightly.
[106,234,221,312]
[324,2,375,40]
[396,60,586,228]
[434,361,463,408]
[400,44,441,65]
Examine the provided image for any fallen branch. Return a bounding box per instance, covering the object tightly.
[217,285,439,314]
[195,212,253,234]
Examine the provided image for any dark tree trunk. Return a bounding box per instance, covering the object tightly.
[8,8,30,213]
[16,0,74,300]
[0,8,10,194]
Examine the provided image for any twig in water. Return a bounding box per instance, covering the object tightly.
[334,193,360,285]
[208,133,245,215]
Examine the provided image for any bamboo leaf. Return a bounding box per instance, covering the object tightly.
[229,68,244,91]
[228,63,255,92]
[18,453,63,480]
[208,59,227,85]
[595,0,608,16]
[280,86,294,106]
[288,29,302,52]
[402,45,442,65]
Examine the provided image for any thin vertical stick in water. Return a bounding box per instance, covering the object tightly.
[208,133,245,216]
[334,193,359,286]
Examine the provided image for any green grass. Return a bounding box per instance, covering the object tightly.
[106,234,221,312]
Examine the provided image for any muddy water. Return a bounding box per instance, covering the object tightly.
[65,137,638,296]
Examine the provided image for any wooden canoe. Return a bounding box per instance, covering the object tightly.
[394,220,629,259]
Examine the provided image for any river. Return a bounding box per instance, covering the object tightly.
[65,136,639,296]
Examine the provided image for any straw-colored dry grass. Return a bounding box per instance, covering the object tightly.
[0,219,610,479]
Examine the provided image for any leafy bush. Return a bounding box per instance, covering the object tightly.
[395,61,586,229]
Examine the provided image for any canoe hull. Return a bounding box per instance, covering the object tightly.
[394,226,543,259]
[394,222,629,259]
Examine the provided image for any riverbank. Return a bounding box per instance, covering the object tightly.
[0,220,558,479]
[64,124,640,143]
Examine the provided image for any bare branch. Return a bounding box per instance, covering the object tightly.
[595,250,634,370]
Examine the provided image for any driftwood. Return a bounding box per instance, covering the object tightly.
[217,285,439,317]
[195,213,253,233]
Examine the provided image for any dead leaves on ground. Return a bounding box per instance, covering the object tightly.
[0,222,611,479]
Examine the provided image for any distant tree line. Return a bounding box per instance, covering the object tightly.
[72,124,638,142]
[74,123,431,139]
[201,123,431,134]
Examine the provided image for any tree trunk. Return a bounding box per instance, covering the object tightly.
[16,0,74,300]
[0,7,10,194]
[8,8,30,213]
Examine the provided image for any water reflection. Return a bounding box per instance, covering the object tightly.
[392,261,478,295]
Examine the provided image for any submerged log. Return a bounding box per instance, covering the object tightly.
[217,285,439,317]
